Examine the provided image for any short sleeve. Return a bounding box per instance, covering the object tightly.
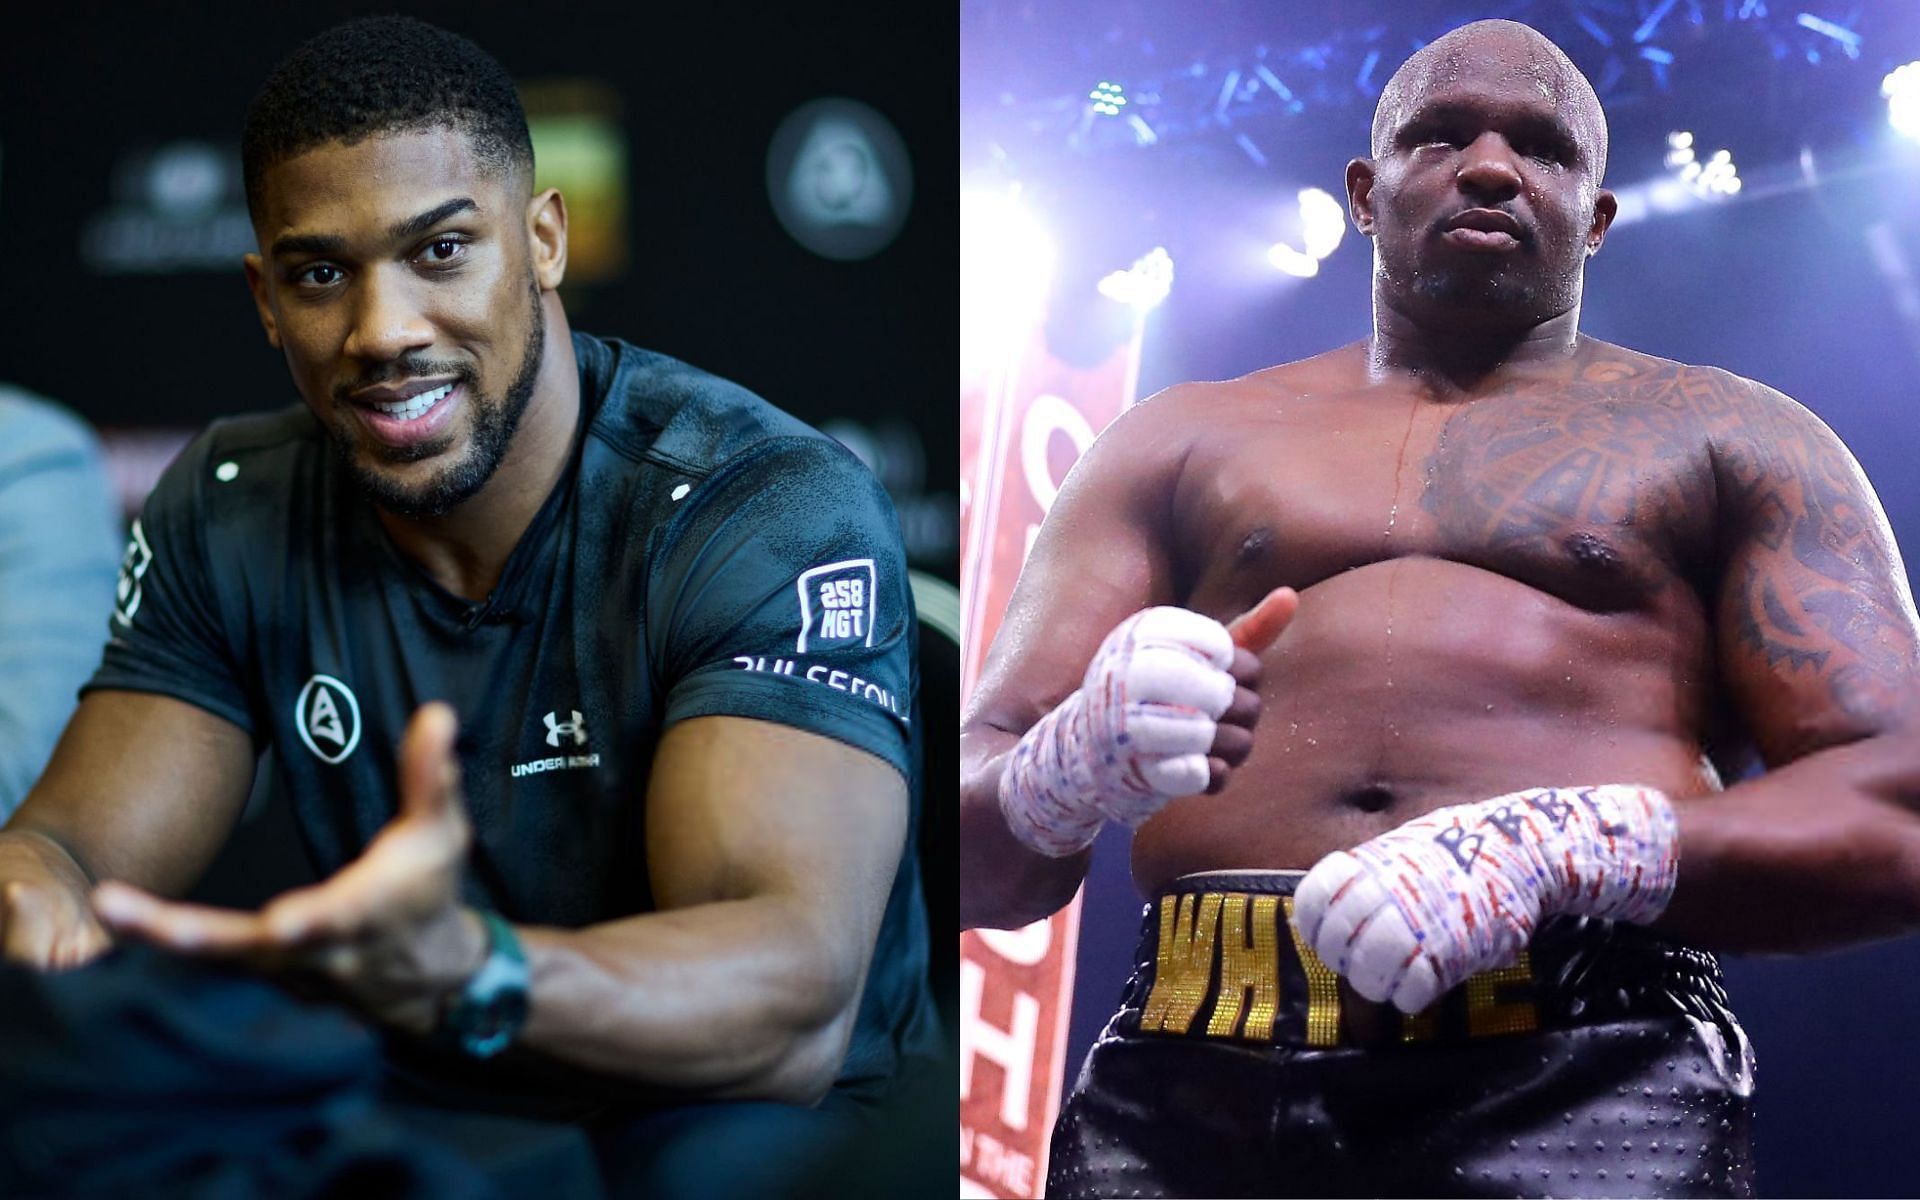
[650,436,914,778]
[82,432,255,735]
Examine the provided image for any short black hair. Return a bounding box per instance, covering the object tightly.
[241,15,534,223]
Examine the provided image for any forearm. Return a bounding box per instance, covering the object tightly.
[1654,728,1920,953]
[514,894,868,1105]
[959,728,1091,930]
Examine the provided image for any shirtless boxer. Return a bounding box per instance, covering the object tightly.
[960,19,1920,1198]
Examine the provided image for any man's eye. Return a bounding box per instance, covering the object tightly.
[297,264,342,287]
[421,238,465,264]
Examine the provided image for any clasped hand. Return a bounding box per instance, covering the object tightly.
[92,702,487,1034]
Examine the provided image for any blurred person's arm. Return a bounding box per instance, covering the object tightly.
[0,391,123,820]
[2,417,261,967]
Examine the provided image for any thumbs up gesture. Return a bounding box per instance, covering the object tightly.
[999,588,1299,857]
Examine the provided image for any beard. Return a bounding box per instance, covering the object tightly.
[1404,218,1586,323]
[1410,264,1549,312]
[330,276,546,519]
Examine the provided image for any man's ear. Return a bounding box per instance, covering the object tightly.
[243,254,280,349]
[1586,188,1617,257]
[1347,158,1377,236]
[527,188,569,291]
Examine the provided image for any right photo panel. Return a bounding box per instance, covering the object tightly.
[959,3,1920,1197]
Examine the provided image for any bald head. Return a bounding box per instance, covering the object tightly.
[1371,20,1608,181]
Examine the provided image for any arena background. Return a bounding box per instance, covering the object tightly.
[0,0,957,1183]
[962,2,1920,1196]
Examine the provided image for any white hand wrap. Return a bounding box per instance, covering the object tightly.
[999,607,1238,857]
[1293,784,1680,1013]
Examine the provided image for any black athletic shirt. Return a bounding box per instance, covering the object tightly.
[86,332,938,1090]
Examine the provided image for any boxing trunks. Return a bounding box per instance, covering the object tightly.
[1048,870,1756,1199]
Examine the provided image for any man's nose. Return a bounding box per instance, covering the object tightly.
[1455,132,1523,203]
[342,269,434,364]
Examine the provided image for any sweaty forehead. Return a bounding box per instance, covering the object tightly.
[1372,26,1606,165]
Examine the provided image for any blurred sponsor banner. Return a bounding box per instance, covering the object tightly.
[958,317,1143,1198]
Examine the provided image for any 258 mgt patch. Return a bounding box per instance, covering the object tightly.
[795,558,877,653]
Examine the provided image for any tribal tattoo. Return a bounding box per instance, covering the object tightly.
[1423,346,1918,746]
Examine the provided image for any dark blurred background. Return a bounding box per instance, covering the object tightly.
[965,1,1920,1195]
[2,3,955,572]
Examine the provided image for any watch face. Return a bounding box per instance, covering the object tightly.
[461,990,529,1058]
[450,912,531,1058]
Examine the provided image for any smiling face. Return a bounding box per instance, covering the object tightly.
[244,126,554,517]
[1349,22,1616,329]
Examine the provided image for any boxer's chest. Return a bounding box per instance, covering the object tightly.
[1175,383,1720,615]
[261,535,660,925]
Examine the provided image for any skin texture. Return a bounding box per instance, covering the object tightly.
[959,21,1920,951]
[0,125,907,1103]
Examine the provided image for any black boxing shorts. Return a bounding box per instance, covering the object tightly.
[1047,870,1756,1199]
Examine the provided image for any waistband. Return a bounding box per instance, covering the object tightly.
[1114,870,1732,1051]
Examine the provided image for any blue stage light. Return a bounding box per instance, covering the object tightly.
[1886,63,1920,142]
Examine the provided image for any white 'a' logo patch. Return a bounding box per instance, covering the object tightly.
[295,674,362,764]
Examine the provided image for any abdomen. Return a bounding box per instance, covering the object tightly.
[1131,556,1720,893]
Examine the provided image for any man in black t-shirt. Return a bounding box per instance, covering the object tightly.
[0,15,934,1194]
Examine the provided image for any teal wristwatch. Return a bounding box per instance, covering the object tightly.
[439,909,530,1059]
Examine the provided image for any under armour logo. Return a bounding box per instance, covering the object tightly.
[544,710,588,748]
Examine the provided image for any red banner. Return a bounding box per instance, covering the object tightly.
[959,319,1144,1198]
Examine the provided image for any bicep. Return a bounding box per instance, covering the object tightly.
[645,716,905,979]
[964,406,1185,736]
[7,690,257,895]
[1713,395,1920,763]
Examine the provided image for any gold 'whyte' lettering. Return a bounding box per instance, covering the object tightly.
[1282,896,1342,1047]
[1140,893,1222,1035]
[1205,894,1281,1040]
[1467,951,1538,1038]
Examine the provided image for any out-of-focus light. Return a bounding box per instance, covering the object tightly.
[1885,62,1920,142]
[1089,81,1126,117]
[1266,188,1344,277]
[765,98,912,261]
[1795,13,1861,58]
[1267,243,1320,277]
[1666,132,1739,198]
[1298,188,1346,259]
[961,190,1055,381]
[1097,246,1174,312]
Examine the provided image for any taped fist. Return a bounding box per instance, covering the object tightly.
[1293,784,1679,1014]
[999,588,1297,857]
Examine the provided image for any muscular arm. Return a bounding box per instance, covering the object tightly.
[509,717,904,1104]
[5,691,256,892]
[0,691,255,963]
[1656,379,1920,951]
[959,400,1185,930]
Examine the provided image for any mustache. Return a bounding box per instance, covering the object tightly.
[334,359,474,404]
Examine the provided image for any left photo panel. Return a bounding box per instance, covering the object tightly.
[0,5,957,1197]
